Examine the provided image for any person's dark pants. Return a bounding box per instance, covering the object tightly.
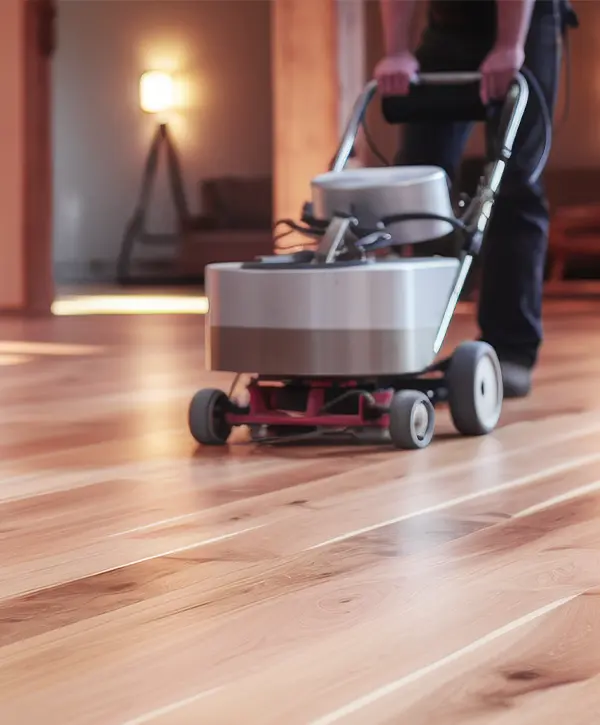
[395,0,562,368]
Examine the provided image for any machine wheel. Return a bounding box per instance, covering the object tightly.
[447,341,503,436]
[389,390,435,450]
[188,388,232,445]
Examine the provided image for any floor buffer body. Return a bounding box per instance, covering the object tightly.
[189,72,529,449]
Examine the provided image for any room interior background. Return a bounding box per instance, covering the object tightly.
[52,0,598,285]
[52,0,272,283]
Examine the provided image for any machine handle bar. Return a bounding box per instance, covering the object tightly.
[383,71,489,124]
[330,71,529,172]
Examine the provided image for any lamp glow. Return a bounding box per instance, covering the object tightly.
[140,71,174,113]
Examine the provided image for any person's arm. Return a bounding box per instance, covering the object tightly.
[376,0,419,95]
[495,0,536,50]
[380,0,416,56]
[479,0,535,102]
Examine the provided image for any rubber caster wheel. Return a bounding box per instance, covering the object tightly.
[188,388,232,445]
[389,390,435,450]
[447,341,503,436]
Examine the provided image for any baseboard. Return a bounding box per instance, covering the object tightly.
[54,260,118,285]
[53,258,191,285]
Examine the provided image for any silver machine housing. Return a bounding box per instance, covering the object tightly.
[205,72,528,378]
[206,258,459,376]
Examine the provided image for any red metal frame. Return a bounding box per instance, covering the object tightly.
[226,379,394,429]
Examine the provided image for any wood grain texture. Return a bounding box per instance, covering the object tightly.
[1,299,600,724]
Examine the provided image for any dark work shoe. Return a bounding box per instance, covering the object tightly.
[499,360,533,399]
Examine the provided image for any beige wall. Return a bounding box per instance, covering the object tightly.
[53,0,272,281]
[364,0,599,171]
[0,0,25,309]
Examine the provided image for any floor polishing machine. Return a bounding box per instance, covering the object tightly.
[188,71,529,449]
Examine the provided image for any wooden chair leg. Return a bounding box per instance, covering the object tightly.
[549,253,566,281]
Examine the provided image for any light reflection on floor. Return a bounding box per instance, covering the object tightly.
[0,354,33,366]
[51,294,209,316]
[0,342,102,356]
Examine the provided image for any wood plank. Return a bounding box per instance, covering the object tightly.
[2,493,600,723]
[2,456,600,654]
[332,590,600,724]
[1,426,598,580]
[0,301,599,723]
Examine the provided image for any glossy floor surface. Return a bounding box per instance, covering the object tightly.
[2,299,600,724]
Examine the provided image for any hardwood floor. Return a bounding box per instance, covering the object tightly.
[1,298,600,724]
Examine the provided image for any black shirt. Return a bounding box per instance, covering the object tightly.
[429,0,496,30]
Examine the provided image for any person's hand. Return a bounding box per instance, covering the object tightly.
[374,51,420,96]
[479,44,525,104]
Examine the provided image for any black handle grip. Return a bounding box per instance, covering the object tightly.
[381,79,495,124]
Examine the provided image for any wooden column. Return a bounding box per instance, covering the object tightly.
[271,0,339,246]
[336,0,367,148]
[23,0,55,314]
[0,0,53,314]
[0,0,26,311]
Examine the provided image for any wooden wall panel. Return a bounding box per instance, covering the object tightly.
[0,0,53,314]
[271,0,339,244]
[0,0,26,310]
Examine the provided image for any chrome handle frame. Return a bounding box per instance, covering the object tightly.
[433,72,529,355]
[326,71,531,358]
[329,71,528,178]
[330,80,378,173]
[330,73,485,173]
[326,71,530,356]
[460,72,529,242]
[414,71,483,85]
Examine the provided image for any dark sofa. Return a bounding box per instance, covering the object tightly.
[177,176,274,275]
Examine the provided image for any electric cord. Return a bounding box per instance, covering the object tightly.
[272,209,467,258]
[381,211,467,233]
[362,114,392,167]
[318,389,376,414]
[517,65,552,185]
[273,217,327,250]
